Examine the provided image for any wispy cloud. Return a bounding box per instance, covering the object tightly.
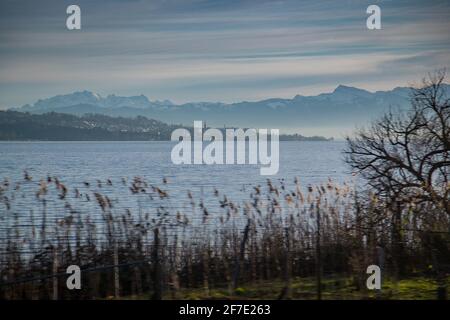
[0,0,449,107]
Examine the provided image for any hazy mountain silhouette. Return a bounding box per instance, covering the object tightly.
[11,84,450,136]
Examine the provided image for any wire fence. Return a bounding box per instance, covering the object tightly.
[1,175,449,299]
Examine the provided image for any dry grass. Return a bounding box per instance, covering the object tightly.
[0,174,449,299]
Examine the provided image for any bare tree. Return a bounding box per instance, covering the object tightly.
[344,70,450,215]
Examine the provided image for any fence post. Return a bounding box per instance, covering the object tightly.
[52,247,58,300]
[283,227,292,299]
[376,245,385,299]
[152,227,162,300]
[114,241,120,298]
[202,247,210,297]
[232,219,250,291]
[316,203,322,300]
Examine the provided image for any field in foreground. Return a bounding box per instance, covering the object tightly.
[117,276,449,300]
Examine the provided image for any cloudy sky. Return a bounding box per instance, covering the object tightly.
[0,0,449,108]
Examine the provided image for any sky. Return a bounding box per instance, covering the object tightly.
[0,0,449,108]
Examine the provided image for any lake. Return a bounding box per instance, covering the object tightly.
[0,140,349,191]
[0,141,351,227]
[0,140,352,254]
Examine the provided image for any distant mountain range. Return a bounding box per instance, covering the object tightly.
[10,84,450,137]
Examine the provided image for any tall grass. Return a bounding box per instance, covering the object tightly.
[0,173,448,299]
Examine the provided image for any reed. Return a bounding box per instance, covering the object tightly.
[0,175,448,299]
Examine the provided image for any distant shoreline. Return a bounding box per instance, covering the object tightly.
[0,110,333,142]
[0,139,337,142]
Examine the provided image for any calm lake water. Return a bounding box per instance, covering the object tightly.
[0,141,352,250]
[0,141,352,228]
[0,141,349,192]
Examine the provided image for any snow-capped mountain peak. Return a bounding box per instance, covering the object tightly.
[333,85,371,96]
[102,94,152,109]
[19,91,173,110]
[32,90,102,110]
